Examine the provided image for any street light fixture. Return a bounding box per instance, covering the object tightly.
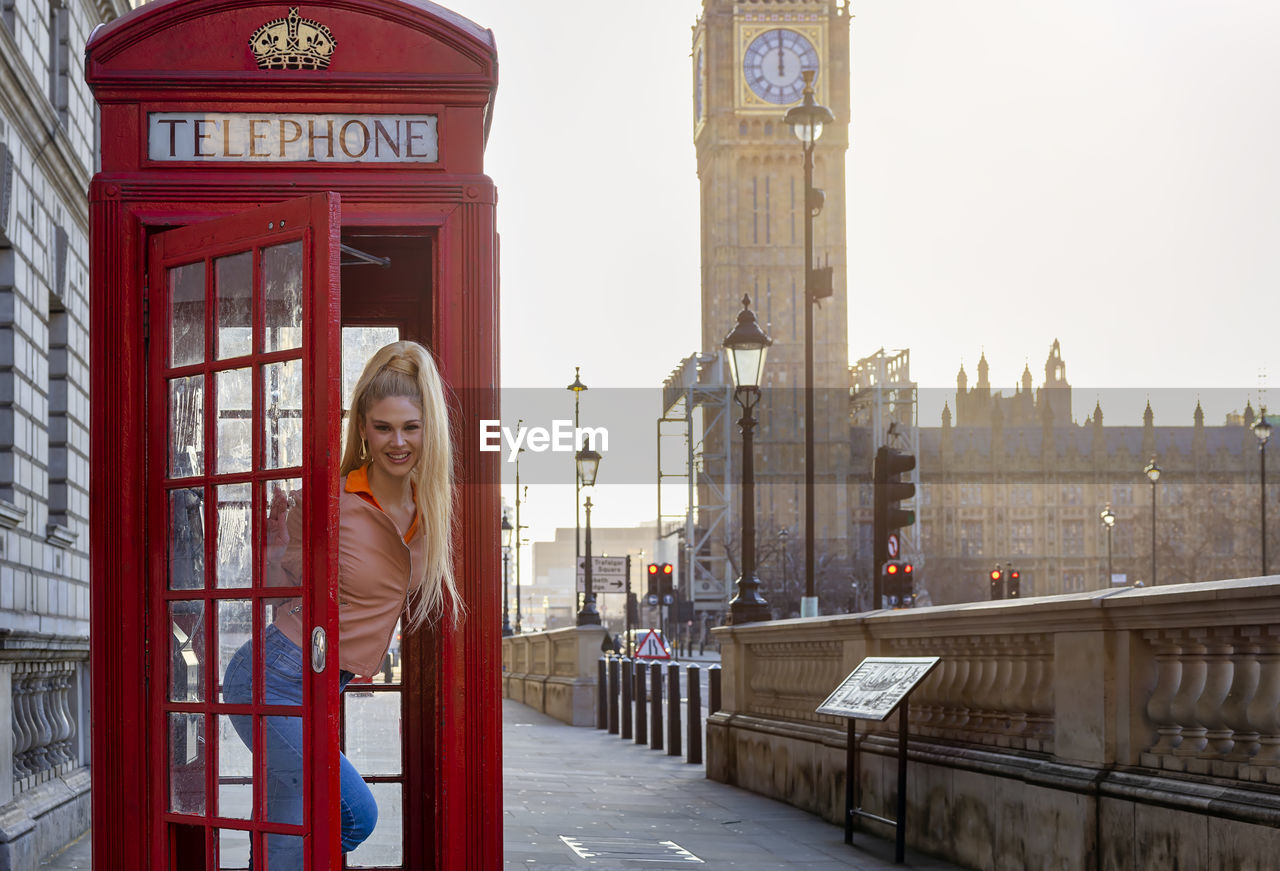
[785,69,834,621]
[1144,458,1161,585]
[1099,504,1116,588]
[567,368,588,611]
[1255,408,1273,576]
[575,440,603,626]
[723,294,772,625]
[778,527,790,616]
[501,513,514,636]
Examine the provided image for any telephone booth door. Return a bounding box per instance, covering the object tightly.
[149,193,344,868]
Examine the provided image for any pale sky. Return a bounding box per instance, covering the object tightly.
[440,0,1280,535]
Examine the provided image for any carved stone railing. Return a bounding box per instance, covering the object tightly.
[708,577,1280,870]
[501,626,608,727]
[11,660,80,796]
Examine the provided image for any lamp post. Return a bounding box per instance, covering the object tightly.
[723,294,773,624]
[501,513,514,636]
[1099,504,1115,588]
[785,69,834,621]
[1144,458,1161,585]
[567,369,588,612]
[575,440,602,626]
[779,527,790,616]
[1255,408,1272,576]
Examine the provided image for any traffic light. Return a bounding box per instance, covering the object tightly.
[873,446,917,601]
[989,566,1004,600]
[660,562,675,597]
[647,563,660,595]
[1007,566,1021,599]
[882,560,914,609]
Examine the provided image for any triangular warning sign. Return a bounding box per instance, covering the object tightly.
[634,629,670,660]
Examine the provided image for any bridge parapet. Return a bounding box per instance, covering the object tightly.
[709,576,1280,869]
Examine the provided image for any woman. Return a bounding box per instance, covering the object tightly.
[222,340,461,867]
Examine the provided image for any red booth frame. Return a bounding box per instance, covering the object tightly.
[86,1,501,867]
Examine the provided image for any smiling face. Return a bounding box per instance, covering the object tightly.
[361,395,424,485]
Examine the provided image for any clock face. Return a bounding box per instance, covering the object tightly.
[742,29,819,105]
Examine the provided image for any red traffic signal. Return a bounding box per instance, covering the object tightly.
[1008,567,1021,598]
[662,563,673,577]
[989,566,1005,600]
[989,569,1001,581]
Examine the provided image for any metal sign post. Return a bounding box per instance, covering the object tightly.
[817,656,940,865]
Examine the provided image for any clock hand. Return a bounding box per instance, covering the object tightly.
[777,30,784,77]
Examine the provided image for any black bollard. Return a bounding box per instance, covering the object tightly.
[634,662,648,745]
[621,658,634,740]
[708,664,721,715]
[687,663,702,764]
[597,658,608,729]
[650,662,663,751]
[668,663,682,757]
[608,657,620,735]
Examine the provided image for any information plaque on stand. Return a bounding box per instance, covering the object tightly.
[816,656,940,865]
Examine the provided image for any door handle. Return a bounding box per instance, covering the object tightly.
[311,626,327,673]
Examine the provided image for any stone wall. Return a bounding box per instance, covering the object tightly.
[502,626,608,726]
[708,577,1280,870]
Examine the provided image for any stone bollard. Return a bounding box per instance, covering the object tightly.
[650,662,664,751]
[607,657,620,735]
[597,658,608,730]
[687,663,702,764]
[621,658,634,740]
[668,663,683,758]
[634,661,648,745]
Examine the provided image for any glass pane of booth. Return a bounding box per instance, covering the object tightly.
[169,488,205,591]
[347,783,402,868]
[263,241,303,352]
[168,712,206,815]
[217,828,250,870]
[168,599,204,703]
[263,478,303,590]
[218,714,253,820]
[343,691,402,776]
[262,360,302,470]
[216,484,253,588]
[168,375,205,478]
[170,261,205,367]
[262,715,304,825]
[216,252,253,360]
[217,599,253,701]
[216,367,252,474]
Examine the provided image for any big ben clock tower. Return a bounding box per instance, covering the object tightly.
[692,0,853,601]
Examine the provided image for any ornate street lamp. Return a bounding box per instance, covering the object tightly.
[778,527,791,616]
[1144,458,1161,585]
[575,440,603,626]
[723,294,773,625]
[501,513,514,636]
[785,69,834,620]
[567,368,588,610]
[1099,504,1116,588]
[1255,408,1273,576]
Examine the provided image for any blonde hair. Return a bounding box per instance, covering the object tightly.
[341,341,462,629]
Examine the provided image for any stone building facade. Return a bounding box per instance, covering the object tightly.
[0,0,128,865]
[850,341,1276,605]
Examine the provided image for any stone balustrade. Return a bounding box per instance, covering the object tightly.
[708,576,1280,870]
[501,626,608,726]
[9,661,81,798]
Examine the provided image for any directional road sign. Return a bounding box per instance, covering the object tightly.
[576,556,628,594]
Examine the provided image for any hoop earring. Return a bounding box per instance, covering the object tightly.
[360,437,368,458]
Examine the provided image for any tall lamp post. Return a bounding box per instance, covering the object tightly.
[778,527,790,615]
[723,294,773,624]
[1144,458,1161,585]
[501,513,514,636]
[785,69,834,620]
[567,369,588,612]
[1099,504,1115,588]
[575,440,602,626]
[1255,408,1272,576]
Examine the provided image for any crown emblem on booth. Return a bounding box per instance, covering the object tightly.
[249,7,337,70]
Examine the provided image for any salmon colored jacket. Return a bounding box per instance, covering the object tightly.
[270,468,425,676]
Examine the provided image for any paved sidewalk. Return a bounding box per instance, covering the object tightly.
[504,700,963,870]
[40,700,964,870]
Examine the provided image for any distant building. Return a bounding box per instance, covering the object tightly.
[851,341,1276,603]
[528,525,661,632]
[0,0,130,866]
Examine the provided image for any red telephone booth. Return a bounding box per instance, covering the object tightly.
[86,2,500,868]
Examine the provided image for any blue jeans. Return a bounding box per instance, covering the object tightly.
[223,624,378,868]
